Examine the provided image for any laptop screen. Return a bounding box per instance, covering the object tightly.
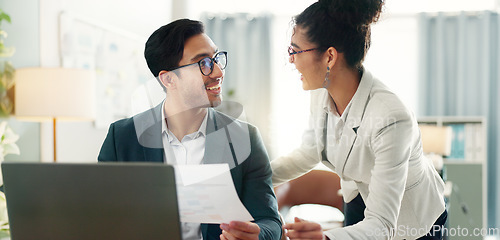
[1,162,182,240]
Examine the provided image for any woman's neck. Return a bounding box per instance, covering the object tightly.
[326,66,361,116]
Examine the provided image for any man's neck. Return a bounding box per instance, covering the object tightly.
[164,104,207,141]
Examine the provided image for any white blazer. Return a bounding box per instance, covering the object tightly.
[271,70,445,240]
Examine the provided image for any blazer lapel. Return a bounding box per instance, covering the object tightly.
[333,123,358,178]
[134,103,165,163]
[143,146,164,163]
[333,70,374,177]
[201,224,209,239]
[202,109,229,165]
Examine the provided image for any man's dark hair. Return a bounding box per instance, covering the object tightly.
[144,19,205,90]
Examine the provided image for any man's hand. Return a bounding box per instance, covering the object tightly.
[283,217,326,240]
[219,221,260,240]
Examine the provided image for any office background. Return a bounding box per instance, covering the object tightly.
[0,0,499,235]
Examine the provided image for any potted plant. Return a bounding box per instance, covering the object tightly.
[0,120,19,237]
[0,9,15,117]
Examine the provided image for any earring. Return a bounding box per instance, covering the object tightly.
[322,66,330,88]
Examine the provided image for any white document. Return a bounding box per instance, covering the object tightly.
[173,164,254,224]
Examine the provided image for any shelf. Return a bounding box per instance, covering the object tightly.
[418,116,487,239]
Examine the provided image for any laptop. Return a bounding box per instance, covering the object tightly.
[1,162,182,240]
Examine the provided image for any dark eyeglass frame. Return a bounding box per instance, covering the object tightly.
[170,51,228,76]
[288,46,318,56]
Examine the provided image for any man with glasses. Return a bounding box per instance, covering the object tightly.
[98,19,281,240]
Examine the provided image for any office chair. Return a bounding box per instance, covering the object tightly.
[274,169,344,234]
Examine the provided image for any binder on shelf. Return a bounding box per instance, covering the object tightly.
[444,123,484,162]
[447,124,465,160]
[419,119,485,164]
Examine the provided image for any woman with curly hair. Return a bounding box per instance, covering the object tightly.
[271,0,447,239]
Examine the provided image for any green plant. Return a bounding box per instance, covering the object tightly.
[0,120,18,236]
[0,9,15,117]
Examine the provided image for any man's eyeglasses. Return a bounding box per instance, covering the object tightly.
[170,51,228,76]
[288,46,317,56]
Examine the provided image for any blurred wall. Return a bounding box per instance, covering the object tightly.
[1,0,171,162]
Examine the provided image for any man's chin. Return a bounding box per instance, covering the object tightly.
[209,98,222,108]
[197,96,222,108]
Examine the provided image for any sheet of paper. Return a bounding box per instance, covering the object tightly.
[173,164,254,224]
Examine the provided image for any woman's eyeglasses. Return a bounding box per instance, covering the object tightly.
[170,51,228,76]
[288,46,317,56]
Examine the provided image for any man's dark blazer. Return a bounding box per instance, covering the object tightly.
[98,103,282,240]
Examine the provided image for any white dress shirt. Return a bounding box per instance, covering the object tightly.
[325,96,353,162]
[161,101,208,240]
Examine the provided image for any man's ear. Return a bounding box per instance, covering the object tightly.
[158,70,176,90]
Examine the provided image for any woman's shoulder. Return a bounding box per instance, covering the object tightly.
[364,77,415,123]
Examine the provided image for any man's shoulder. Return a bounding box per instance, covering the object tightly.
[109,106,161,135]
[212,109,257,132]
[110,116,134,129]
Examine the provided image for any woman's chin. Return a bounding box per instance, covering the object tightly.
[301,82,308,90]
[301,82,315,91]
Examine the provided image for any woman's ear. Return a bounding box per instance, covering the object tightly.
[326,47,337,69]
[158,70,175,90]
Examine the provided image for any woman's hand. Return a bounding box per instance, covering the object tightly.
[220,221,260,240]
[283,217,327,240]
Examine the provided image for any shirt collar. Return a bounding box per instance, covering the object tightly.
[161,100,209,143]
[324,96,353,122]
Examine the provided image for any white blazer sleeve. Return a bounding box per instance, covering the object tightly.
[271,118,322,187]
[271,90,327,187]
[325,109,415,240]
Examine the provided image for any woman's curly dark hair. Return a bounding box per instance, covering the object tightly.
[294,0,384,69]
